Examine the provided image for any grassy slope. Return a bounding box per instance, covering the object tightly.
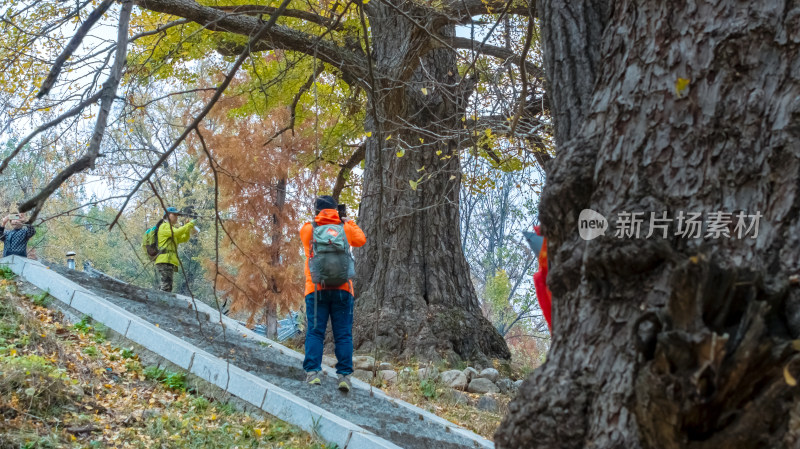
[0,269,330,449]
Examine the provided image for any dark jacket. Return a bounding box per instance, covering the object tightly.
[1,225,36,257]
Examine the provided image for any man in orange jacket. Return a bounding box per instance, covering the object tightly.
[300,195,366,392]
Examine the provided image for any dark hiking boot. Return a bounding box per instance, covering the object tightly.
[337,374,352,392]
[306,371,322,385]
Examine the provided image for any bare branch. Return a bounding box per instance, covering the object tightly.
[19,0,135,221]
[0,90,103,177]
[111,0,295,230]
[213,4,344,31]
[128,18,191,42]
[36,0,116,98]
[265,63,325,144]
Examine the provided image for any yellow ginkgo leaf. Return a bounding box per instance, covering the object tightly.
[417,166,425,172]
[419,138,424,143]
[396,149,405,157]
[436,150,442,156]
[366,132,372,137]
[449,175,457,180]
[675,77,691,97]
[386,134,391,140]
[785,365,797,386]
[409,179,418,190]
[421,87,428,95]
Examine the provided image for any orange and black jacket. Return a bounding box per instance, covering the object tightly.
[300,209,366,296]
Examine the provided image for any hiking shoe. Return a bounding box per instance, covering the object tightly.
[306,371,322,385]
[337,374,352,392]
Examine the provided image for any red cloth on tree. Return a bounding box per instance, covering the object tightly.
[532,226,552,329]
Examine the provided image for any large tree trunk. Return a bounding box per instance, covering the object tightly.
[497,0,800,447]
[352,2,510,364]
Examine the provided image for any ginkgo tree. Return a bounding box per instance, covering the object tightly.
[1,0,547,363]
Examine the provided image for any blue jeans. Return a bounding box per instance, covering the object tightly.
[303,290,354,375]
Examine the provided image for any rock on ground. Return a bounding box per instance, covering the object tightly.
[463,367,479,382]
[440,370,468,390]
[468,378,500,394]
[379,370,398,385]
[378,362,394,370]
[352,369,374,382]
[496,378,514,395]
[478,368,499,383]
[418,367,439,381]
[322,355,337,367]
[476,395,499,413]
[353,355,375,370]
[444,389,469,405]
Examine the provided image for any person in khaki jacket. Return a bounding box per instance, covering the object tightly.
[155,207,197,292]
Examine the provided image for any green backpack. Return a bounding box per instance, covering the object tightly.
[141,219,164,261]
[309,221,355,288]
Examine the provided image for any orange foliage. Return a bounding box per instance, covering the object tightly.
[193,94,323,325]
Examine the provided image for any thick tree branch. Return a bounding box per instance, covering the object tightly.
[440,0,534,24]
[19,0,134,221]
[134,0,367,80]
[213,4,344,31]
[449,36,544,79]
[332,142,366,200]
[36,0,115,98]
[510,15,535,135]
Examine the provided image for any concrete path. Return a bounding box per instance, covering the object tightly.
[1,256,493,449]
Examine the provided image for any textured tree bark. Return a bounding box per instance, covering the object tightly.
[351,2,510,364]
[497,0,800,447]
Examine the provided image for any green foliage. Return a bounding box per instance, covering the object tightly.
[0,354,75,414]
[73,315,93,334]
[31,291,51,307]
[163,371,187,391]
[121,347,136,359]
[143,365,164,381]
[420,379,439,399]
[485,270,512,312]
[192,396,210,412]
[0,295,21,342]
[83,345,99,357]
[125,360,142,373]
[0,266,14,280]
[218,401,237,415]
[143,365,187,391]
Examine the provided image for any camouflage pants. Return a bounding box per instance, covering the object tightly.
[156,263,176,292]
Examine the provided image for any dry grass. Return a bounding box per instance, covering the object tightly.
[378,372,510,440]
[0,276,329,449]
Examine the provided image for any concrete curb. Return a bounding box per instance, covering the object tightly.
[1,256,402,449]
[3,256,495,449]
[176,293,494,448]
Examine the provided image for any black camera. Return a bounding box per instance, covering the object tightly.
[337,204,347,218]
